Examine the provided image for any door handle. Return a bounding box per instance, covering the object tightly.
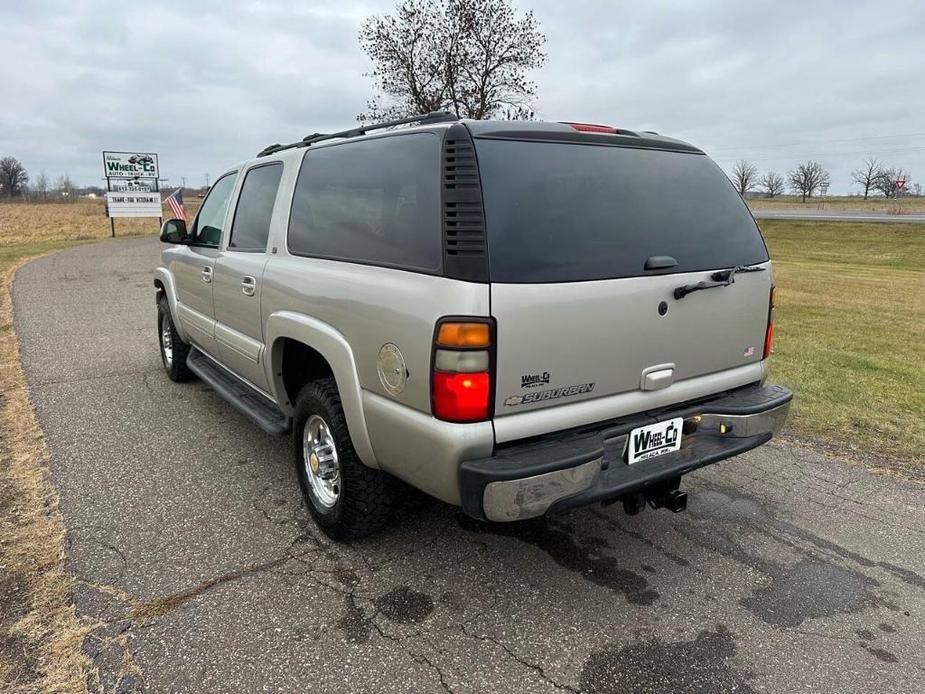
[201,266,213,284]
[241,276,256,296]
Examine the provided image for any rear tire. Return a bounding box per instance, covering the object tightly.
[157,296,194,382]
[293,378,395,539]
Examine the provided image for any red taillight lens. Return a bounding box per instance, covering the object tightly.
[763,286,776,359]
[763,322,775,359]
[433,371,490,421]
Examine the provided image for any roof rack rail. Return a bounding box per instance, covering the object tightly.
[256,111,458,157]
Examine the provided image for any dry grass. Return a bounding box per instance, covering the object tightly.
[0,198,200,247]
[0,199,155,245]
[748,195,925,213]
[0,255,93,693]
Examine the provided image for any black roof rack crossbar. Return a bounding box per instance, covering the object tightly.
[256,111,457,157]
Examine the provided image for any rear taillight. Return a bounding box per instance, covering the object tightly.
[432,318,494,422]
[433,372,490,421]
[763,286,776,359]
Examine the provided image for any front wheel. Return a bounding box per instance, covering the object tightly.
[157,296,194,382]
[294,378,395,539]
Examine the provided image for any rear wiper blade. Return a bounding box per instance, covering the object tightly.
[673,265,766,300]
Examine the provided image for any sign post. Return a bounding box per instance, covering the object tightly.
[894,178,906,215]
[102,151,161,236]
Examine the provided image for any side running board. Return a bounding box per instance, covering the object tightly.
[186,348,290,435]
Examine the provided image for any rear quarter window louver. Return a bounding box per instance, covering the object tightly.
[443,124,489,282]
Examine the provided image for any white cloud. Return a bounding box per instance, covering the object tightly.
[2,0,923,192]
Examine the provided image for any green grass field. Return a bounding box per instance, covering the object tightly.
[760,220,925,464]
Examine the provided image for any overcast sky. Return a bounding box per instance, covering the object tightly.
[2,0,923,193]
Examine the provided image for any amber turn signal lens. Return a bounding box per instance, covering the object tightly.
[437,322,490,347]
[770,286,777,308]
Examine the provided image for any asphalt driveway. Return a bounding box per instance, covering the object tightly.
[12,237,925,693]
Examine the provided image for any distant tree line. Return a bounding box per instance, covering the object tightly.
[0,155,83,202]
[730,157,916,202]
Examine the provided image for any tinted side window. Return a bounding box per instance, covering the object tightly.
[192,173,237,247]
[229,163,283,251]
[288,134,441,272]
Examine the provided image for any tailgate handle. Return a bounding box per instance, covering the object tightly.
[644,255,678,270]
[641,363,675,391]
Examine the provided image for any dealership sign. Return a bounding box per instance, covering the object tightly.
[102,151,159,179]
[105,192,162,218]
[102,150,162,223]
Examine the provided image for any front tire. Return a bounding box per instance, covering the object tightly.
[157,296,194,382]
[294,378,395,539]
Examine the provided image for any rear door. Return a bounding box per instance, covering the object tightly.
[171,172,237,356]
[212,161,284,393]
[474,138,772,431]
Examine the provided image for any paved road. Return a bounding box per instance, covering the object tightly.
[752,209,925,223]
[13,238,925,693]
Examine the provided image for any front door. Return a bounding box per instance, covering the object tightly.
[212,162,284,393]
[172,172,238,356]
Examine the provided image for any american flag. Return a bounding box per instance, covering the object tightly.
[164,188,187,221]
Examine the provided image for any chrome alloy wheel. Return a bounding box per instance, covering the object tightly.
[160,313,174,367]
[303,415,341,509]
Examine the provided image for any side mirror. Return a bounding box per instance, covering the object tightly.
[160,218,189,244]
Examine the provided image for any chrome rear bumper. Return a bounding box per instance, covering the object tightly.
[461,384,792,522]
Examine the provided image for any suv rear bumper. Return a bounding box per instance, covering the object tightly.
[459,383,792,521]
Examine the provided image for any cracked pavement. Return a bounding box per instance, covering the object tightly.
[11,237,925,693]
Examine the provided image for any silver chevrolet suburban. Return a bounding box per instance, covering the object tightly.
[154,113,792,538]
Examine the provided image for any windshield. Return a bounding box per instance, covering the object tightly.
[474,139,769,283]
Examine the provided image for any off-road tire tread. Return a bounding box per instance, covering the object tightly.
[295,377,394,539]
[158,297,194,382]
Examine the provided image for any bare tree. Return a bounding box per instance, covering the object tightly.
[851,157,881,200]
[55,174,76,202]
[0,156,29,198]
[358,0,547,121]
[873,167,912,198]
[34,171,49,200]
[787,161,831,203]
[731,160,758,196]
[759,171,785,198]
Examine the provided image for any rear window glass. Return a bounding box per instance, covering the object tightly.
[475,139,769,283]
[288,133,441,272]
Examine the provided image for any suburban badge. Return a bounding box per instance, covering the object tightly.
[504,382,595,406]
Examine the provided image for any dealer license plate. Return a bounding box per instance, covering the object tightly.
[627,417,683,464]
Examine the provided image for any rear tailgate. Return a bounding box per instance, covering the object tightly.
[473,136,772,441]
[491,267,771,411]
